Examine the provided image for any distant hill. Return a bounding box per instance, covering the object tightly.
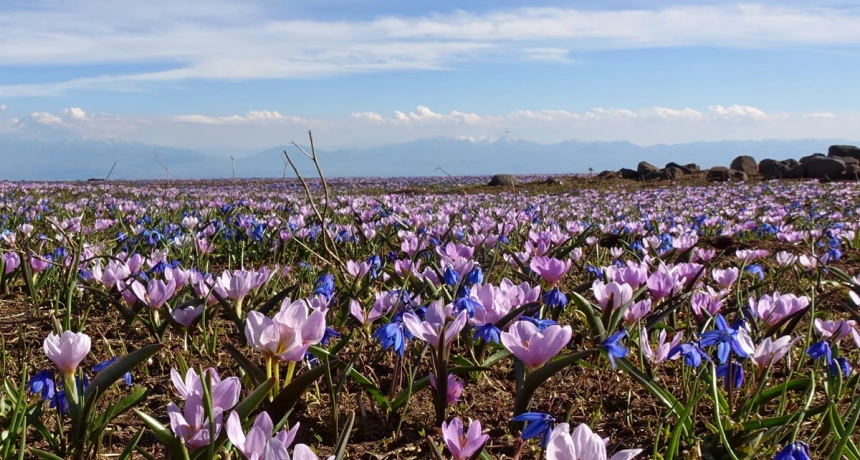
[1,121,856,180]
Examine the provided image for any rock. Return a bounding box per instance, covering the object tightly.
[758,159,790,179]
[707,166,730,182]
[729,170,748,181]
[637,161,660,176]
[544,177,564,186]
[784,159,800,169]
[619,168,639,180]
[844,164,860,180]
[642,170,665,181]
[800,153,826,164]
[730,155,758,175]
[665,162,699,175]
[838,156,859,167]
[784,164,807,179]
[663,167,684,180]
[805,157,846,179]
[488,174,519,187]
[597,170,617,179]
[828,145,860,161]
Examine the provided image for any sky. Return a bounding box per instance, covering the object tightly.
[2,0,860,153]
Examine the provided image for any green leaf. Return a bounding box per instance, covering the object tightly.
[268,364,330,422]
[256,284,298,315]
[346,369,389,412]
[27,448,64,460]
[224,343,267,386]
[832,399,860,460]
[614,357,691,434]
[118,429,145,460]
[666,390,705,460]
[514,350,596,416]
[481,348,511,367]
[232,378,275,420]
[333,412,356,460]
[132,409,184,457]
[571,292,605,340]
[85,343,163,401]
[390,366,489,412]
[736,378,809,416]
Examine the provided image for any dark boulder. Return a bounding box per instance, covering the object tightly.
[784,164,807,179]
[665,162,699,175]
[597,170,618,179]
[844,164,860,180]
[730,155,758,175]
[637,161,661,176]
[544,177,564,186]
[707,166,730,182]
[729,170,748,181]
[619,168,639,180]
[488,174,519,187]
[663,167,684,180]
[828,145,860,161]
[805,157,846,179]
[800,153,826,164]
[758,159,789,179]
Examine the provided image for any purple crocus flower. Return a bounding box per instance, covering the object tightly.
[529,256,572,287]
[441,417,489,460]
[226,410,299,460]
[501,320,572,371]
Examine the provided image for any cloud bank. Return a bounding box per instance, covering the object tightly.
[1,2,860,96]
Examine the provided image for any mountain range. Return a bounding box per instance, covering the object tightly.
[1,120,856,181]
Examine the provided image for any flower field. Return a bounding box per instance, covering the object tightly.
[1,173,859,459]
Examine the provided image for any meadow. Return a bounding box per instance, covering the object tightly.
[0,169,858,459]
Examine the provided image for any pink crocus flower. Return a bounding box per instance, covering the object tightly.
[775,251,797,267]
[647,272,675,302]
[43,330,91,376]
[737,249,769,264]
[226,410,299,460]
[132,278,177,309]
[244,298,326,362]
[623,299,651,325]
[814,318,860,347]
[640,328,683,365]
[30,255,50,273]
[402,301,468,350]
[2,252,20,275]
[441,417,489,460]
[500,320,572,371]
[348,299,387,327]
[617,262,648,290]
[345,260,370,279]
[750,293,809,327]
[691,290,722,320]
[711,268,739,290]
[752,336,801,370]
[170,368,241,411]
[218,270,255,304]
[529,256,572,287]
[165,266,192,288]
[168,394,223,450]
[170,304,204,328]
[592,280,633,311]
[430,373,464,405]
[546,423,642,460]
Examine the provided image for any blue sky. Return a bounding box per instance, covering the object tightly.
[2,0,860,151]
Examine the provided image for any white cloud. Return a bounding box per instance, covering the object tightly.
[170,110,306,125]
[30,112,65,126]
[5,104,857,151]
[0,104,6,111]
[1,2,860,96]
[61,107,87,120]
[803,112,837,119]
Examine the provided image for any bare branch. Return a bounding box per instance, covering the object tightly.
[154,151,171,182]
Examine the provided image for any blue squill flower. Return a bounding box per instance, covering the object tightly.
[699,315,753,363]
[806,341,833,365]
[716,362,744,388]
[512,412,556,449]
[452,297,481,318]
[600,329,629,368]
[444,267,461,286]
[472,323,501,344]
[829,357,851,378]
[465,267,483,286]
[542,288,567,309]
[773,441,811,460]
[28,370,55,400]
[669,342,710,367]
[521,316,557,333]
